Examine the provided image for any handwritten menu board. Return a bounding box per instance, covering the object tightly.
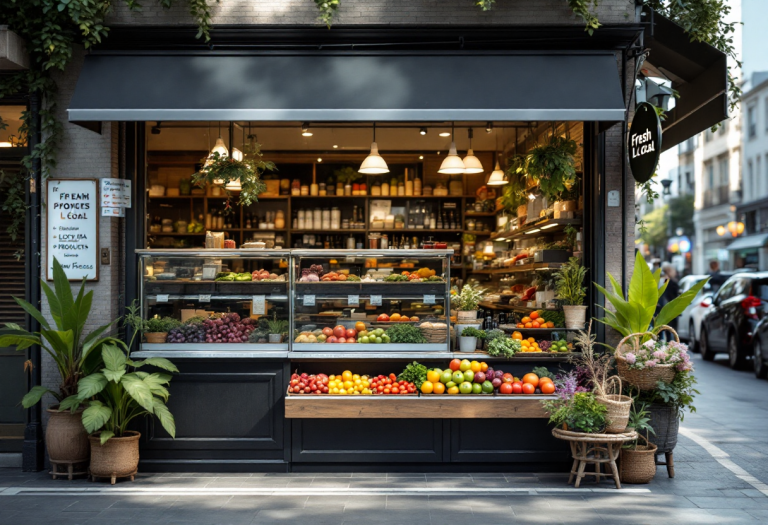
[47,179,99,281]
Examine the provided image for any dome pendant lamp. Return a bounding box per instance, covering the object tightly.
[438,124,466,175]
[358,123,390,175]
[462,128,484,174]
[211,121,229,158]
[487,128,513,186]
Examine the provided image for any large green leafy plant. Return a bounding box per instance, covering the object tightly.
[526,135,579,203]
[555,257,587,306]
[500,154,529,213]
[0,257,124,408]
[456,283,487,311]
[595,251,708,339]
[60,344,177,444]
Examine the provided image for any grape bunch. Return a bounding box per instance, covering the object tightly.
[167,323,207,344]
[203,312,256,343]
[538,339,552,352]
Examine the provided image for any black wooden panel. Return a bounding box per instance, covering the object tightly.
[450,418,570,463]
[140,360,285,460]
[292,418,443,463]
[0,348,25,453]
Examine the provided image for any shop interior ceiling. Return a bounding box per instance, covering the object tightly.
[146,122,548,153]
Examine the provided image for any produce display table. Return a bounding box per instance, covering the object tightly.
[552,428,638,489]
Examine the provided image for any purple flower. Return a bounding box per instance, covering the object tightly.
[625,353,636,365]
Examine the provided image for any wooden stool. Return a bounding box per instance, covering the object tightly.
[49,459,88,480]
[553,428,638,489]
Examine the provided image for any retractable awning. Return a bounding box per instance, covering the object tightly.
[68,52,626,124]
[642,7,729,152]
[727,233,768,252]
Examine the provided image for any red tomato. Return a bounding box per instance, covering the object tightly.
[511,383,523,394]
[392,387,399,394]
[499,383,513,395]
[384,388,391,394]
[322,327,334,337]
[522,383,535,394]
[389,373,397,381]
[337,337,346,344]
[333,325,346,338]
[449,359,461,371]
[345,328,357,339]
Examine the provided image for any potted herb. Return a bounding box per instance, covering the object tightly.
[544,391,607,433]
[60,344,177,484]
[526,135,578,203]
[554,257,588,328]
[619,403,658,484]
[460,326,486,353]
[143,317,180,344]
[0,257,124,476]
[456,283,487,321]
[267,315,289,343]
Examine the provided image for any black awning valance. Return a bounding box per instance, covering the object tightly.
[642,7,729,151]
[68,52,625,123]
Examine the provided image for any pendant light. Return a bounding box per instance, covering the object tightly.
[487,130,508,186]
[211,121,229,157]
[226,123,246,190]
[358,123,389,175]
[462,128,484,174]
[438,124,466,175]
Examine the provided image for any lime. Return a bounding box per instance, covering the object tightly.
[471,383,483,395]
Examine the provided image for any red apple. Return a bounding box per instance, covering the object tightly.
[333,325,346,338]
[327,336,338,344]
[345,328,357,339]
[377,314,390,322]
[337,337,347,344]
[347,338,357,343]
[322,327,334,337]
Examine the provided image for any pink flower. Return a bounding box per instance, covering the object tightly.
[653,350,666,360]
[643,340,655,350]
[646,360,657,368]
[625,353,636,365]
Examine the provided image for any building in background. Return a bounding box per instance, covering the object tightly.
[733,71,768,269]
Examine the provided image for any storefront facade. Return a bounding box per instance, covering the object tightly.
[19,1,728,471]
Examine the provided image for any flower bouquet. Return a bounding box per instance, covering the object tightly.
[615,326,688,390]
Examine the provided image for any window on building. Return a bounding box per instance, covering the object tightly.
[745,210,757,234]
[765,97,768,132]
[0,106,27,148]
[719,156,729,186]
[747,159,754,201]
[748,104,757,139]
[706,162,714,189]
[704,128,714,143]
[758,156,763,198]
[718,119,728,136]
[686,170,693,193]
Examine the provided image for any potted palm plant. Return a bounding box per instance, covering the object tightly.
[554,257,588,328]
[267,315,288,343]
[0,257,124,477]
[60,344,177,484]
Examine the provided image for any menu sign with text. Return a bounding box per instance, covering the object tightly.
[47,179,99,281]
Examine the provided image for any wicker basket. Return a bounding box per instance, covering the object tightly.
[619,434,658,484]
[615,326,678,390]
[89,431,140,485]
[144,332,168,344]
[647,403,680,453]
[595,376,632,434]
[420,324,451,344]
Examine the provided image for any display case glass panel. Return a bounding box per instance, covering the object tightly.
[291,249,452,352]
[138,250,291,351]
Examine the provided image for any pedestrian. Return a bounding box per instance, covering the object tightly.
[657,262,680,339]
[708,260,720,276]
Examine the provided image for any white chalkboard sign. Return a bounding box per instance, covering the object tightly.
[47,179,99,281]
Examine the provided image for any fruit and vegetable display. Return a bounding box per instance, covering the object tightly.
[376,313,420,322]
[419,359,557,396]
[201,312,257,343]
[289,370,415,395]
[514,310,556,329]
[213,270,285,282]
[293,322,429,344]
[299,265,443,283]
[510,332,572,353]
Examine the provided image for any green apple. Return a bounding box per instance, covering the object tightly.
[381,334,390,343]
[452,371,465,384]
[471,383,483,395]
[432,368,443,376]
[481,381,494,394]
[459,381,473,394]
[459,359,472,372]
[446,381,457,389]
[360,336,370,344]
[440,370,453,384]
[374,337,383,344]
[463,370,474,383]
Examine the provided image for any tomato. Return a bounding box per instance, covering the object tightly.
[333,325,346,338]
[449,359,461,371]
[389,373,397,381]
[499,383,513,395]
[540,381,556,395]
[322,327,334,337]
[522,383,535,394]
[511,383,522,394]
[345,328,357,339]
[383,388,391,394]
[391,387,399,394]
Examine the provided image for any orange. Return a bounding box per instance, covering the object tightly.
[524,322,532,328]
[355,321,366,332]
[390,313,401,322]
[540,381,555,395]
[530,311,539,320]
[522,383,536,394]
[512,331,523,340]
[528,337,536,343]
[432,382,446,394]
[546,322,555,328]
[531,321,540,328]
[426,370,441,383]
[447,386,460,395]
[522,373,539,387]
[342,370,353,382]
[521,316,531,324]
[539,377,554,386]
[421,381,434,394]
[470,361,482,373]
[480,362,489,372]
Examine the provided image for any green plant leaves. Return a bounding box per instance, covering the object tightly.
[129,357,179,373]
[152,399,176,438]
[58,395,82,413]
[22,386,57,408]
[99,430,115,445]
[121,373,155,413]
[82,400,112,434]
[77,372,107,399]
[654,278,709,331]
[102,344,126,372]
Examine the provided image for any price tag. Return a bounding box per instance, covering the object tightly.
[345,256,355,263]
[156,294,169,303]
[252,295,266,315]
[348,295,359,306]
[304,295,315,306]
[423,294,436,305]
[199,294,211,303]
[370,295,382,306]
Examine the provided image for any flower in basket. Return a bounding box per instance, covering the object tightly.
[623,339,693,372]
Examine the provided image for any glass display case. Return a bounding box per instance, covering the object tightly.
[291,249,453,352]
[137,249,291,351]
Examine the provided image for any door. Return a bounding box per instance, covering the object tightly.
[708,280,735,350]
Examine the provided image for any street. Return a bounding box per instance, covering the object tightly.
[1,353,767,525]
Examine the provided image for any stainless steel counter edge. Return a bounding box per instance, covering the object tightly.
[135,248,454,257]
[131,350,573,360]
[132,351,289,358]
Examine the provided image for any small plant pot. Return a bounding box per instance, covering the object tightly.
[457,310,478,322]
[620,439,658,484]
[459,336,478,353]
[144,332,168,344]
[268,334,283,343]
[88,431,140,485]
[562,305,587,329]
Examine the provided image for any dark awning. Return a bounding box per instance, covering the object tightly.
[642,7,729,152]
[68,52,625,123]
[727,233,768,252]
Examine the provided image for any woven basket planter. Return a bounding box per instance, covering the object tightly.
[420,324,451,344]
[647,403,680,453]
[615,326,678,391]
[595,377,632,434]
[89,431,140,485]
[144,332,168,344]
[619,435,658,484]
[46,407,89,467]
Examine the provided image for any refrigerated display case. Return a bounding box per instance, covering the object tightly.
[137,249,291,352]
[290,249,453,352]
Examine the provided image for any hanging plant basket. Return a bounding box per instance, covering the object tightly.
[615,326,678,391]
[526,134,578,203]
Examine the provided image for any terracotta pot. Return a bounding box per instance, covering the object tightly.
[144,332,167,344]
[89,431,141,484]
[46,407,89,464]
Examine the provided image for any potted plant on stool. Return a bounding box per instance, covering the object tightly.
[0,257,124,479]
[60,344,177,484]
[554,257,588,329]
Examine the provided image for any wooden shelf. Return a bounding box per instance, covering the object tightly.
[464,230,493,235]
[491,218,582,241]
[469,262,564,275]
[284,395,551,419]
[148,232,206,236]
[465,212,497,217]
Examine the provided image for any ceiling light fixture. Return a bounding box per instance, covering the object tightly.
[462,128,484,174]
[540,223,558,229]
[525,229,541,234]
[332,145,338,149]
[317,158,323,163]
[438,124,466,175]
[438,131,451,137]
[486,122,493,133]
[301,122,313,137]
[487,129,508,186]
[358,122,389,175]
[420,127,428,136]
[210,121,229,158]
[419,155,424,160]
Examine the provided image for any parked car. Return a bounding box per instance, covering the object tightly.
[753,315,768,379]
[700,272,768,369]
[677,272,732,352]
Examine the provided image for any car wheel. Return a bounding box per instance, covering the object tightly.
[700,329,715,361]
[728,332,748,370]
[689,320,699,353]
[754,339,768,379]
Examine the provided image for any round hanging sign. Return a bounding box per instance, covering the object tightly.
[628,102,662,184]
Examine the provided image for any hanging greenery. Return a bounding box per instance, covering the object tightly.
[526,135,579,203]
[192,142,275,210]
[500,154,529,212]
